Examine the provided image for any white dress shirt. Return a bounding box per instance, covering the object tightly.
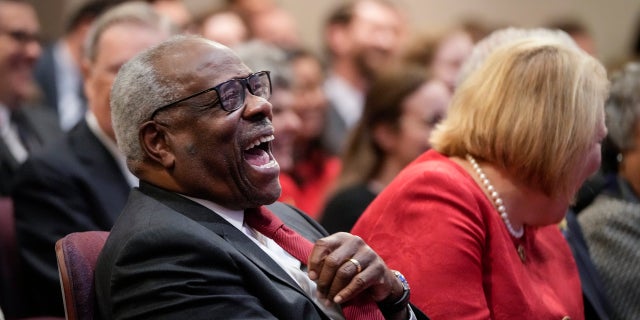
[0,104,28,163]
[53,41,85,131]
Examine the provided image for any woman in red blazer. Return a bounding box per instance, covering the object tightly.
[352,30,609,320]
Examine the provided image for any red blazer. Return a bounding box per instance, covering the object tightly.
[352,150,583,320]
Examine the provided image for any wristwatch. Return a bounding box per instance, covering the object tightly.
[378,270,411,315]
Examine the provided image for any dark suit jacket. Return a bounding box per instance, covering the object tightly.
[96,182,334,320]
[33,43,59,113]
[0,105,62,195]
[12,119,130,317]
[564,210,612,320]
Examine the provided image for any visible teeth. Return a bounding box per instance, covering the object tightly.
[245,135,274,150]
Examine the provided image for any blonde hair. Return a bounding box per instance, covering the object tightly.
[430,37,608,201]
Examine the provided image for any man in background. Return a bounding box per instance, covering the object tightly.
[12,2,175,316]
[0,0,62,196]
[322,0,406,155]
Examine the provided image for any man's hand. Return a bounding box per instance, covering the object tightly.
[306,232,405,306]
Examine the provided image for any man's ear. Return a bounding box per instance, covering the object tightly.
[139,121,175,169]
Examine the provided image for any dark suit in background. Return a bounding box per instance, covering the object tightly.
[563,210,612,320]
[0,106,62,195]
[12,119,131,317]
[96,182,331,320]
[33,44,60,114]
[33,42,86,131]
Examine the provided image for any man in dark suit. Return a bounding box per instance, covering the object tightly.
[12,2,175,317]
[0,0,62,196]
[322,0,406,155]
[95,35,422,320]
[562,210,612,320]
[33,0,114,131]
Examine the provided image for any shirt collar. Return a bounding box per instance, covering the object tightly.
[182,195,245,230]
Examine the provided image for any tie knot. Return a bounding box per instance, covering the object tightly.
[244,207,284,239]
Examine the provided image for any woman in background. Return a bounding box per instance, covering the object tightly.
[321,64,450,233]
[403,26,474,93]
[352,36,609,319]
[287,49,341,219]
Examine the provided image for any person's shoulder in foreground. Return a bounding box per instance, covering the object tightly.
[96,34,426,320]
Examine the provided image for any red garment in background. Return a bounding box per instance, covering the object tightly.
[352,150,584,320]
[279,155,341,220]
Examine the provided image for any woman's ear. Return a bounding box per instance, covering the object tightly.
[139,121,175,169]
[373,122,398,153]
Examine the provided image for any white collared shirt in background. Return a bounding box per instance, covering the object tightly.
[0,104,28,163]
[53,41,85,131]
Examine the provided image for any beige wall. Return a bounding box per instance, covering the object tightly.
[32,0,640,67]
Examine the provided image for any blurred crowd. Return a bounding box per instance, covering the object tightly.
[1,0,640,319]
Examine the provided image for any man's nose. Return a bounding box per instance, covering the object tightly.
[243,93,273,120]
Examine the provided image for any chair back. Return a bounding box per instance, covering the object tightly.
[55,231,109,320]
[0,197,18,317]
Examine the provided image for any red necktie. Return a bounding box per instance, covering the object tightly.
[245,207,385,320]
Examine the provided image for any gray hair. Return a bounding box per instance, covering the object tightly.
[456,27,579,85]
[111,34,200,164]
[84,1,177,62]
[605,62,640,152]
[232,40,294,89]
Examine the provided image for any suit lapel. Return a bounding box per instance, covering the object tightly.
[0,138,21,194]
[138,182,310,296]
[15,106,62,148]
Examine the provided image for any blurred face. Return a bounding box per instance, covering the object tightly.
[271,87,301,172]
[151,40,281,209]
[349,1,405,77]
[431,31,474,92]
[292,55,327,141]
[0,1,41,108]
[84,23,170,141]
[151,0,192,30]
[251,8,300,49]
[201,12,248,47]
[572,33,597,56]
[390,80,450,166]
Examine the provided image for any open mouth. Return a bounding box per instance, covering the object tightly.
[243,134,278,168]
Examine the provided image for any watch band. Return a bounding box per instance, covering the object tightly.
[378,270,411,315]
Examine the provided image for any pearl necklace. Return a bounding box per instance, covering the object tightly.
[466,154,524,238]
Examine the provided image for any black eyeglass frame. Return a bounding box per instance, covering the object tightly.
[149,71,272,120]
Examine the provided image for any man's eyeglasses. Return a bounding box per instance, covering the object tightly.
[150,71,272,119]
[0,29,40,45]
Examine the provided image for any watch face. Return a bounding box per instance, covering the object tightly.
[393,270,410,290]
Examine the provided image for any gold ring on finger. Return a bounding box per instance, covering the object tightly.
[348,258,362,273]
